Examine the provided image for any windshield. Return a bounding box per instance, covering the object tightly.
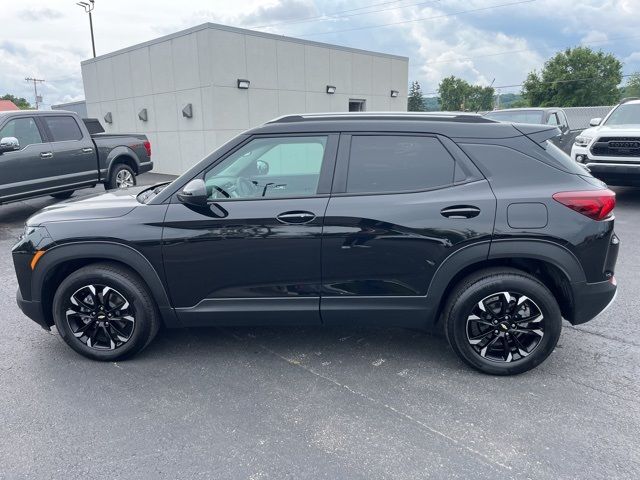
[485,110,544,124]
[603,103,640,126]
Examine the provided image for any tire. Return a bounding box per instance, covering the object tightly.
[444,267,562,375]
[106,164,136,190]
[52,262,160,361]
[50,190,74,200]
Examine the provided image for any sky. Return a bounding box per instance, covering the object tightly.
[2,0,640,108]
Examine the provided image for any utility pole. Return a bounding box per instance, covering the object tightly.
[76,1,96,58]
[25,77,45,110]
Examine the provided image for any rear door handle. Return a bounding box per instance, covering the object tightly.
[276,211,316,224]
[440,205,481,219]
[82,147,93,154]
[40,152,53,159]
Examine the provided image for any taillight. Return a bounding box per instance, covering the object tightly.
[552,189,616,221]
[143,140,151,158]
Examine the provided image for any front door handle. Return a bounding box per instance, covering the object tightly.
[440,205,481,219]
[276,211,316,224]
[82,147,93,154]
[40,152,53,159]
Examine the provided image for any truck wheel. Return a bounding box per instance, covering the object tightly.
[50,191,74,200]
[52,262,161,361]
[107,164,136,190]
[444,268,562,376]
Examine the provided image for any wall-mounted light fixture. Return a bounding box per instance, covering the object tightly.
[390,90,399,98]
[237,79,250,89]
[326,85,336,94]
[138,108,148,122]
[182,103,193,118]
[104,112,112,124]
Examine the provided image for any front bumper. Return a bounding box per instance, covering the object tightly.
[16,288,49,331]
[570,279,617,325]
[572,145,640,185]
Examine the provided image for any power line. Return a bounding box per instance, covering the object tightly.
[250,0,442,29]
[298,0,538,37]
[249,0,411,29]
[421,73,638,96]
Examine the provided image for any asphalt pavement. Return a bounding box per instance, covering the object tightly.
[0,175,639,479]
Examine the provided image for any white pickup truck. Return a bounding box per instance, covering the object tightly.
[571,98,640,186]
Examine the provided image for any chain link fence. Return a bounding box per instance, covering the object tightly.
[562,106,614,130]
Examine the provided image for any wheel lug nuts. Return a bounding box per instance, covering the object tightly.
[493,320,498,325]
[494,330,499,334]
[511,324,516,328]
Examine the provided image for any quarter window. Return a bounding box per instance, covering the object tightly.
[0,117,42,149]
[43,116,83,142]
[346,135,455,194]
[204,136,327,200]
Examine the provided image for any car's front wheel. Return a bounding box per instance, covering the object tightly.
[444,268,562,375]
[52,262,160,361]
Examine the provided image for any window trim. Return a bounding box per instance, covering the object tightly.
[331,132,470,198]
[170,132,339,204]
[0,115,47,151]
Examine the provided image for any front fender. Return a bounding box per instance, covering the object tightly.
[33,241,180,328]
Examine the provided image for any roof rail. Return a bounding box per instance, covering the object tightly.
[267,112,497,124]
[620,97,640,104]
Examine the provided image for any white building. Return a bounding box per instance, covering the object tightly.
[81,23,409,175]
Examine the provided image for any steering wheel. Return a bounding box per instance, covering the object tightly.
[208,176,257,199]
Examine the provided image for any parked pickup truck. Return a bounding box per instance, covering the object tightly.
[0,110,152,204]
[484,108,580,154]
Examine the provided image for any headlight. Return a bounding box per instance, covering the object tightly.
[574,136,592,147]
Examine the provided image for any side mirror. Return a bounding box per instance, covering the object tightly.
[0,137,20,154]
[589,117,602,127]
[177,178,208,207]
[256,160,269,175]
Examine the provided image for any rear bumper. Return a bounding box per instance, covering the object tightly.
[139,161,153,175]
[570,279,617,325]
[16,288,49,331]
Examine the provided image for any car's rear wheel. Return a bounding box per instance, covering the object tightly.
[444,268,562,375]
[50,190,74,200]
[52,263,160,361]
[106,164,136,190]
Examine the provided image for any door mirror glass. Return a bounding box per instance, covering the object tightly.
[590,117,602,127]
[0,136,20,154]
[177,178,208,206]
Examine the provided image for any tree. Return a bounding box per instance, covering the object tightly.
[1,94,32,110]
[620,72,640,99]
[522,47,622,107]
[438,76,494,111]
[408,81,425,111]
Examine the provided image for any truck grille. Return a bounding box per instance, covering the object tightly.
[591,137,640,157]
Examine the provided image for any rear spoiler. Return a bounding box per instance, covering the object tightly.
[513,124,561,144]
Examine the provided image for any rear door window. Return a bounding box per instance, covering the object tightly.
[346,135,455,194]
[43,116,83,142]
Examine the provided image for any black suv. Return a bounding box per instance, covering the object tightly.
[12,113,619,375]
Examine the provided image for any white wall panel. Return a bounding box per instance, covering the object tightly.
[392,58,409,96]
[95,57,116,102]
[249,89,279,125]
[178,130,205,171]
[196,29,213,87]
[330,49,352,94]
[305,45,330,93]
[351,53,373,96]
[152,92,178,132]
[212,86,249,130]
[133,95,156,133]
[116,99,136,132]
[155,131,181,175]
[246,35,278,90]
[306,92,331,113]
[149,41,175,94]
[176,88,203,131]
[372,56,392,96]
[81,63,100,103]
[112,52,134,100]
[211,30,246,87]
[172,33,200,91]
[278,90,306,115]
[130,48,153,97]
[277,41,305,91]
